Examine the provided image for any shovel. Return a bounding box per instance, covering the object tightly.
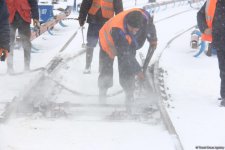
[81,26,86,48]
[74,18,86,48]
[143,46,155,74]
[137,46,156,95]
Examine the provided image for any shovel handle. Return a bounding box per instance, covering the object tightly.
[142,47,155,74]
[81,26,85,45]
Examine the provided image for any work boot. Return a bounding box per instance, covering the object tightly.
[83,47,94,74]
[125,93,134,105]
[7,51,14,74]
[218,97,223,100]
[99,88,107,104]
[7,68,14,74]
[24,63,30,72]
[125,93,134,113]
[206,43,212,57]
[220,98,225,107]
[83,66,91,74]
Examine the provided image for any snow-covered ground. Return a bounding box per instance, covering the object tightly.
[0,1,225,150]
[160,24,225,150]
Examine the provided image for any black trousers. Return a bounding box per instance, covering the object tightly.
[86,23,102,48]
[98,49,136,96]
[85,23,103,68]
[7,12,31,70]
[217,49,225,99]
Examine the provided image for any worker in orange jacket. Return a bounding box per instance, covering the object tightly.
[98,8,157,103]
[197,0,225,106]
[78,0,123,74]
[6,0,39,73]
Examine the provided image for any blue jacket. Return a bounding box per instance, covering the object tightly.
[0,0,10,51]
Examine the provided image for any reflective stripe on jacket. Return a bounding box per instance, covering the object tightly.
[99,8,144,59]
[6,0,31,23]
[201,0,217,42]
[88,0,114,19]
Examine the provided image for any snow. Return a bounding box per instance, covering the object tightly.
[0,1,225,150]
[0,118,175,150]
[159,25,225,149]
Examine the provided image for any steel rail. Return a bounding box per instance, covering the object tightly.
[0,26,82,122]
[151,25,196,150]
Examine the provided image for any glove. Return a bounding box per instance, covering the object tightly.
[0,48,9,61]
[204,28,212,35]
[78,17,85,27]
[136,71,145,81]
[149,38,157,50]
[57,8,65,11]
[33,19,40,28]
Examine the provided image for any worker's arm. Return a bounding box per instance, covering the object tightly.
[111,28,142,75]
[197,2,208,33]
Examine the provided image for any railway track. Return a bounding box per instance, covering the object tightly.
[0,1,203,149]
[0,25,83,121]
[152,25,196,150]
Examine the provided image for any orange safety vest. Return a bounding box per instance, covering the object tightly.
[99,8,145,59]
[88,0,114,19]
[6,0,31,23]
[201,0,217,42]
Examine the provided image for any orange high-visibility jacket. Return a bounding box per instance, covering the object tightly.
[201,0,217,42]
[99,8,146,59]
[6,0,31,23]
[88,0,114,19]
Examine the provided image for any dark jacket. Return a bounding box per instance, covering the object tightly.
[0,0,10,51]
[28,0,39,20]
[197,0,225,50]
[111,10,157,74]
[79,0,123,25]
